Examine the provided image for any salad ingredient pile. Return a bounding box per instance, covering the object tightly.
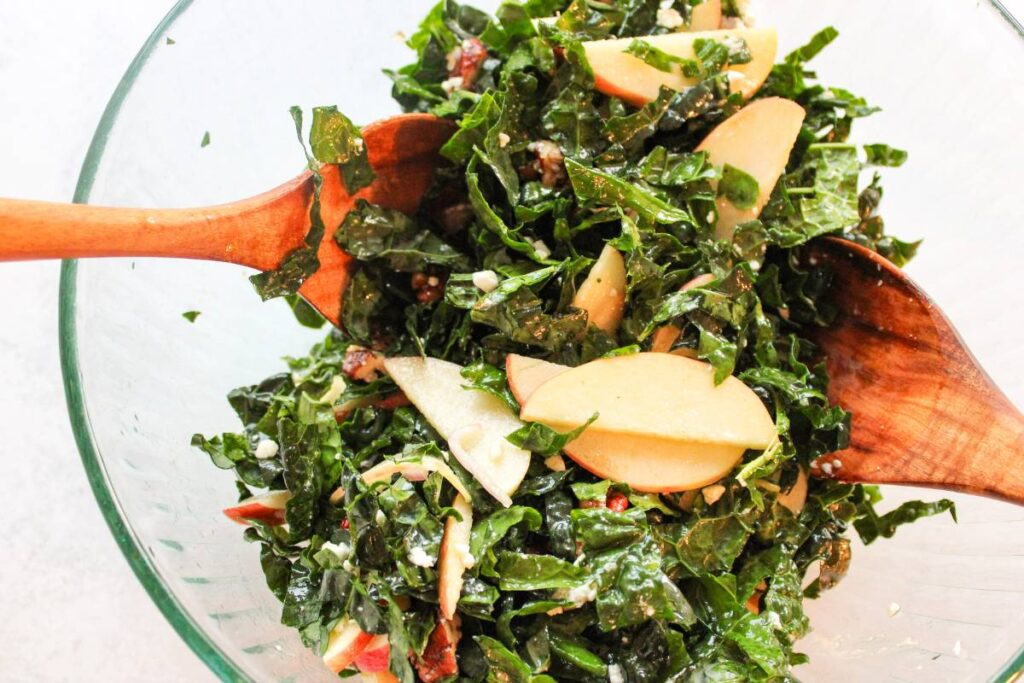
[194,1,955,681]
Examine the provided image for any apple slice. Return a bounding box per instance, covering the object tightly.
[521,352,776,449]
[343,456,472,503]
[686,0,722,31]
[573,245,627,334]
[222,490,291,526]
[384,357,531,496]
[776,467,808,515]
[563,430,745,492]
[506,354,569,405]
[360,673,400,683]
[584,28,777,106]
[448,425,514,507]
[354,634,390,673]
[438,494,474,620]
[323,619,374,674]
[649,273,716,354]
[696,97,806,239]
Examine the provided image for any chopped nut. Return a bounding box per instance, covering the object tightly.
[411,270,447,304]
[526,140,566,188]
[472,270,500,293]
[416,616,461,683]
[342,345,385,382]
[702,484,727,505]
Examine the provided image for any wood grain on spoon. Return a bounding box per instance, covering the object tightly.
[0,114,454,325]
[808,237,1024,504]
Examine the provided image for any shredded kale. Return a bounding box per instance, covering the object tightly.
[195,5,956,681]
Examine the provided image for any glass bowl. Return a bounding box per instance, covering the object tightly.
[60,1,1024,681]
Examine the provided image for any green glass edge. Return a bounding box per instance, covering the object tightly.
[55,0,1023,681]
[57,0,250,681]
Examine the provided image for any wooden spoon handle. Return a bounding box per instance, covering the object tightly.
[0,173,312,271]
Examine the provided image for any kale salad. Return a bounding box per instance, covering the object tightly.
[194,2,955,681]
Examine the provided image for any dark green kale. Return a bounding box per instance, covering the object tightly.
[195,4,956,682]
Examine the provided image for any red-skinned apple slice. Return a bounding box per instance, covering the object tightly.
[354,634,390,673]
[323,619,374,674]
[521,353,776,449]
[506,353,747,491]
[506,354,568,405]
[572,245,627,334]
[696,97,806,239]
[222,490,291,526]
[563,429,745,492]
[584,28,777,106]
[438,494,474,620]
[384,357,531,497]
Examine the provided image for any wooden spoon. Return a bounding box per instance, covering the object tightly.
[2,113,1020,504]
[0,113,453,326]
[807,237,1024,505]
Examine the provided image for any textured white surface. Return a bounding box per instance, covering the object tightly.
[1,2,1023,683]
[0,2,213,681]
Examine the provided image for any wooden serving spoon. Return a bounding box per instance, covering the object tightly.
[0,113,453,326]
[807,237,1024,505]
[1,114,1020,504]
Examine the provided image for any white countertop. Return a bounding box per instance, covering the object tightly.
[1,1,1022,681]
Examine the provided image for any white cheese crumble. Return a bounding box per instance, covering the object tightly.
[408,546,436,568]
[497,132,511,148]
[342,559,355,573]
[322,541,352,562]
[375,509,386,526]
[454,542,476,569]
[608,663,625,683]
[567,581,598,607]
[352,138,365,153]
[832,459,843,470]
[254,439,279,460]
[655,7,684,29]
[544,454,566,471]
[472,269,500,293]
[821,462,834,476]
[440,76,464,95]
[531,239,552,260]
[320,375,347,404]
[702,484,726,505]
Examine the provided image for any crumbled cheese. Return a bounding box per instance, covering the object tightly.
[702,484,726,505]
[544,454,567,472]
[766,611,783,629]
[254,439,279,460]
[659,0,673,8]
[810,460,820,469]
[821,462,834,476]
[888,602,901,617]
[655,7,684,29]
[472,269,500,293]
[320,375,347,404]
[408,546,436,568]
[608,663,625,683]
[322,541,352,562]
[531,239,552,260]
[445,49,459,72]
[342,559,355,573]
[706,210,715,223]
[352,138,364,153]
[497,132,511,148]
[440,76,464,95]
[375,509,386,526]
[454,542,476,569]
[567,581,598,607]
[832,459,843,470]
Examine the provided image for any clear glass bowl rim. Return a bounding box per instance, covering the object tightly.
[56,1,1024,681]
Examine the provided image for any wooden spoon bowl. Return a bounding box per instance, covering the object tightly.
[807,237,1024,504]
